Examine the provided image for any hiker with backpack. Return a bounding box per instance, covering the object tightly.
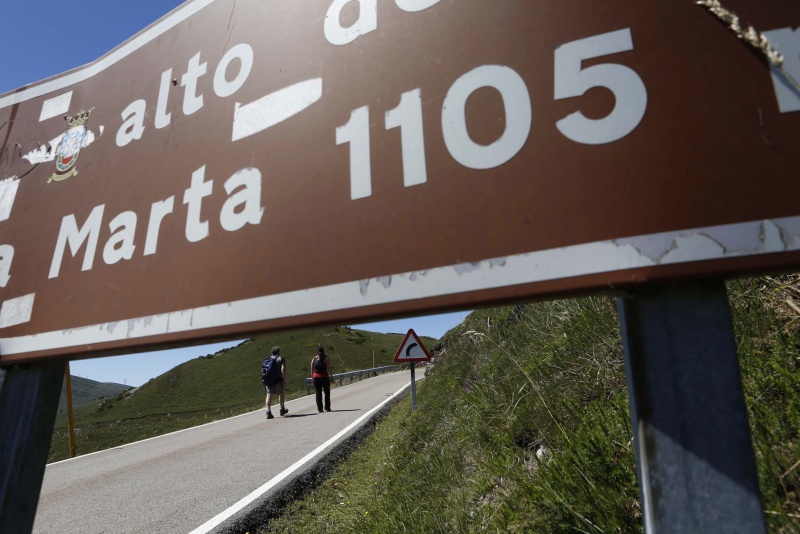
[310,346,332,413]
[262,346,288,419]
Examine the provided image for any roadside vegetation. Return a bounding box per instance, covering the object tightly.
[47,327,431,463]
[259,276,800,533]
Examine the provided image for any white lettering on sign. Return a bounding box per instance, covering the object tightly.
[155,69,174,129]
[116,44,255,147]
[46,26,649,282]
[214,44,254,98]
[49,205,105,278]
[0,178,18,288]
[324,0,378,46]
[339,28,647,199]
[144,197,175,256]
[385,88,427,187]
[323,0,440,45]
[0,245,13,288]
[181,52,208,116]
[442,65,532,170]
[220,168,264,231]
[48,166,265,279]
[103,211,138,265]
[554,28,647,145]
[764,27,800,114]
[183,165,214,243]
[337,105,372,200]
[0,178,20,223]
[116,100,147,147]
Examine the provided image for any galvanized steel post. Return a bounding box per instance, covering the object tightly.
[617,280,765,533]
[0,359,66,533]
[410,363,417,411]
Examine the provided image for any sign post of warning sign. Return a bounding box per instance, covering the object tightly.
[394,329,430,411]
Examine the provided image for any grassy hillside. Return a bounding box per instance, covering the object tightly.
[48,326,434,463]
[260,276,800,533]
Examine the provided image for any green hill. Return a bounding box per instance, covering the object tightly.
[57,376,130,413]
[48,326,435,462]
[0,371,129,412]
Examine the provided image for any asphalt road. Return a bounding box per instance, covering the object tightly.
[33,370,417,533]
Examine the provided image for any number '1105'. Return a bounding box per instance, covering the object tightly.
[336,28,647,200]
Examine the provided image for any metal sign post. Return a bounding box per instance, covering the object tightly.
[394,329,431,412]
[410,363,417,411]
[0,360,66,533]
[617,279,766,533]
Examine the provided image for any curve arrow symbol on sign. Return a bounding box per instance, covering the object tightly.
[394,329,431,362]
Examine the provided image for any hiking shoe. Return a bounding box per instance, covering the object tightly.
[280,408,288,416]
[266,411,274,419]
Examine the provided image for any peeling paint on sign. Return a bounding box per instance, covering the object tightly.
[23,127,100,165]
[0,293,35,329]
[39,92,73,122]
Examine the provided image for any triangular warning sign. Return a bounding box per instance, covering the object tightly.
[393,329,431,362]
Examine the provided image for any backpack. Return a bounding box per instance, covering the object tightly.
[313,355,326,374]
[261,356,282,386]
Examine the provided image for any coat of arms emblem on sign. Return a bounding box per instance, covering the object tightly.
[49,108,94,183]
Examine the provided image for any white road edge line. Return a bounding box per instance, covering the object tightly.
[187,380,413,534]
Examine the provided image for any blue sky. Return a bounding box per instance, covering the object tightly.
[1,0,471,387]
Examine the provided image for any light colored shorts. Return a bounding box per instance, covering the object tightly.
[265,382,284,395]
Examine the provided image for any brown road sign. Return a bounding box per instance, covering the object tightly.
[1,0,799,362]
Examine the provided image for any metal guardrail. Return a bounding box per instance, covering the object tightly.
[304,365,399,395]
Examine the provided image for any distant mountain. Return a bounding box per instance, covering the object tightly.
[57,375,131,413]
[0,369,130,412]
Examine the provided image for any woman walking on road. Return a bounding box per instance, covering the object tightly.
[311,346,332,413]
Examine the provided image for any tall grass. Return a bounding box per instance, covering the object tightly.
[258,276,800,532]
[729,276,800,530]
